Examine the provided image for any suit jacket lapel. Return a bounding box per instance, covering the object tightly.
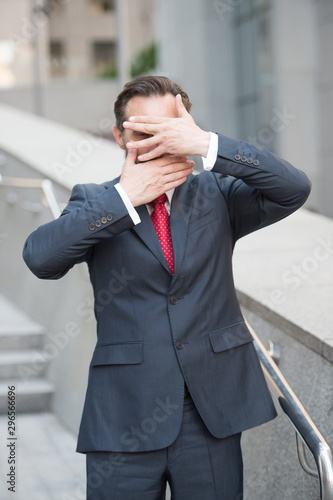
[132,205,171,274]
[170,175,197,281]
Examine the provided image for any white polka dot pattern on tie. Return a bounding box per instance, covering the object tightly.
[150,194,175,274]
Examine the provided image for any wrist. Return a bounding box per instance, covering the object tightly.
[114,183,141,225]
[197,130,210,157]
[118,180,137,207]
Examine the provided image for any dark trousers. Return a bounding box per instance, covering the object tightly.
[86,394,243,500]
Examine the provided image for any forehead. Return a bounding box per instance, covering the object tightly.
[125,93,178,119]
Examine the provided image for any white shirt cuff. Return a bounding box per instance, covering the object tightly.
[114,183,141,225]
[202,132,218,171]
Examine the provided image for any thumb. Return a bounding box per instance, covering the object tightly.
[176,94,188,118]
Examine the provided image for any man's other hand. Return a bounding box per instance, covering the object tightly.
[123,94,210,162]
[119,148,194,207]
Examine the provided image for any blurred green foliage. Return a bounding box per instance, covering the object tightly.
[97,42,156,79]
[98,63,117,79]
[131,42,156,77]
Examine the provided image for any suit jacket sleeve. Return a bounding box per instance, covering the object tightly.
[22,183,135,279]
[211,133,311,241]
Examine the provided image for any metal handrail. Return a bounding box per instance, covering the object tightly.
[246,319,333,500]
[296,433,318,477]
[0,175,61,218]
[2,174,332,495]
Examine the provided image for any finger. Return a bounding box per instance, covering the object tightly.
[162,174,190,192]
[175,94,188,118]
[123,121,159,133]
[127,135,158,151]
[137,146,165,162]
[160,167,193,187]
[162,160,195,174]
[153,164,193,197]
[127,115,167,124]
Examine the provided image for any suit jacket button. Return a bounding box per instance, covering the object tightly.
[107,214,113,221]
[95,220,102,227]
[253,159,259,166]
[240,155,247,162]
[234,154,241,161]
[247,157,253,164]
[176,341,184,350]
[101,217,107,224]
[89,223,95,231]
[170,296,178,305]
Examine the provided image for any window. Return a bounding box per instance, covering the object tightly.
[92,41,117,77]
[90,0,115,14]
[49,41,66,78]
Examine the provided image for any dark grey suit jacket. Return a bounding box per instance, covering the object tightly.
[23,134,311,453]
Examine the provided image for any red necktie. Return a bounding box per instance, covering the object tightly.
[150,194,175,274]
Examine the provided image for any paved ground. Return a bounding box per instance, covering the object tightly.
[0,411,172,500]
[0,412,85,500]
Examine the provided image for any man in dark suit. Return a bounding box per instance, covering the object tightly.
[23,76,311,500]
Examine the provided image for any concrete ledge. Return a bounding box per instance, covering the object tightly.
[233,208,333,362]
[0,103,124,190]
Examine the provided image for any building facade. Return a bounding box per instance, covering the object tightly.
[0,0,155,130]
[156,0,333,217]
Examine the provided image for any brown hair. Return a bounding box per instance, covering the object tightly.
[114,75,192,133]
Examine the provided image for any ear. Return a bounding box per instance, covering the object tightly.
[113,125,126,150]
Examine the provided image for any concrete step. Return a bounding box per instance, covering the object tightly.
[0,378,55,413]
[0,295,55,414]
[0,295,45,350]
[0,328,45,351]
[0,350,48,380]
